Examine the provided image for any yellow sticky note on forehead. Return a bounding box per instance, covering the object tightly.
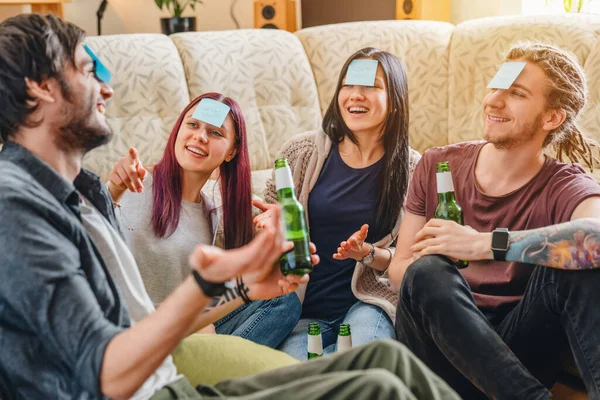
[487,62,526,89]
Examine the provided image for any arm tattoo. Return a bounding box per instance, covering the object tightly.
[201,280,251,314]
[507,218,600,270]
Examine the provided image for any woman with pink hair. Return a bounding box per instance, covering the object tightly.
[107,92,301,348]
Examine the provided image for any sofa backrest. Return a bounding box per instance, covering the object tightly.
[170,29,322,172]
[448,15,600,146]
[83,34,191,180]
[295,20,455,154]
[81,15,600,184]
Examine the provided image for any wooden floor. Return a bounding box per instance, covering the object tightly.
[551,381,589,400]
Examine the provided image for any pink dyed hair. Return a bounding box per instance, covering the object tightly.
[151,92,253,249]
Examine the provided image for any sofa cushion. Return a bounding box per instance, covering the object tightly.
[83,34,191,181]
[295,20,455,154]
[251,168,274,198]
[581,38,600,146]
[170,30,322,172]
[172,334,298,386]
[448,15,600,146]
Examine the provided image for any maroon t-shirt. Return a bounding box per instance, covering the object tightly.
[405,141,600,313]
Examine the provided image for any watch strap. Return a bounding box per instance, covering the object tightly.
[359,242,375,265]
[192,270,227,297]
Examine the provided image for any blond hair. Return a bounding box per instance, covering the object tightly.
[505,41,599,169]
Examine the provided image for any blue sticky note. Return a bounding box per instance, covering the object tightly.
[83,44,112,84]
[345,59,379,87]
[487,62,526,90]
[192,98,231,128]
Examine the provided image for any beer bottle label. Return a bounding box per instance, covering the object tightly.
[337,335,352,352]
[275,167,294,191]
[436,171,454,194]
[307,334,323,355]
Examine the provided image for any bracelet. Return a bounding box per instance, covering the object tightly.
[359,242,376,266]
[236,277,252,304]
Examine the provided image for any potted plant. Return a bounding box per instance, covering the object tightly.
[547,0,585,12]
[155,0,203,35]
[561,0,584,12]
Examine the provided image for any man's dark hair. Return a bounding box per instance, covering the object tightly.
[0,14,85,143]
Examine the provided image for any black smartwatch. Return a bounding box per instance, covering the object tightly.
[491,228,510,261]
[192,270,227,297]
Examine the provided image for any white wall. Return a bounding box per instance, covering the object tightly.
[451,0,522,24]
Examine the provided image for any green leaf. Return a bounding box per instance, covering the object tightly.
[577,0,584,12]
[180,0,190,13]
[154,0,163,9]
[564,0,572,12]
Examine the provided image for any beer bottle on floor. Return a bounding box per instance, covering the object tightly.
[307,322,323,359]
[337,323,352,352]
[275,158,313,276]
[434,161,468,269]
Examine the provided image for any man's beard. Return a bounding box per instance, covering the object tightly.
[54,79,113,153]
[483,113,543,150]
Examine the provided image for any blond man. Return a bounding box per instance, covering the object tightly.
[390,42,600,399]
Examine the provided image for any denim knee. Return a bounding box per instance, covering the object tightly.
[401,255,458,308]
[271,293,302,334]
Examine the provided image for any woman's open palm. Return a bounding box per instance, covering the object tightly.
[333,224,369,261]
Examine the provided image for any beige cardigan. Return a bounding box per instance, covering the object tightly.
[264,128,421,322]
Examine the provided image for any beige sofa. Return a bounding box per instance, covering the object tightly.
[84,14,600,191]
[82,14,600,389]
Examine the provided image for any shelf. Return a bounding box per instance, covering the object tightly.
[0,0,70,18]
[0,0,69,4]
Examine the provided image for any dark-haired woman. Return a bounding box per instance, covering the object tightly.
[256,48,421,360]
[107,92,301,349]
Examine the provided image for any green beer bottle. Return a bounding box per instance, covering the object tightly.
[275,158,313,276]
[434,162,468,269]
[307,322,323,359]
[336,323,352,352]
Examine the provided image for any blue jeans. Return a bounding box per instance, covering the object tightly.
[277,301,396,360]
[214,293,301,348]
[397,255,600,400]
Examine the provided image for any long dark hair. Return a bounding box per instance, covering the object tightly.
[322,47,410,239]
[152,93,253,249]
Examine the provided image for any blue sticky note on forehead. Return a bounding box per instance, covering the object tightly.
[83,44,112,84]
[345,59,379,87]
[192,98,231,128]
[487,62,526,89]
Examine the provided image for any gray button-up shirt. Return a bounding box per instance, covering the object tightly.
[0,142,130,399]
